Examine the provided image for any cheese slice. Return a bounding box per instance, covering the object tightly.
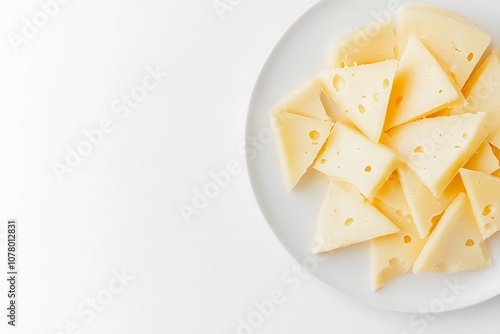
[459,51,500,149]
[398,165,464,239]
[493,169,500,178]
[386,113,487,197]
[312,179,399,253]
[371,172,427,290]
[319,60,398,142]
[459,168,500,238]
[384,35,463,130]
[274,111,334,191]
[314,122,398,198]
[413,192,492,273]
[274,79,331,121]
[395,4,491,88]
[464,141,500,175]
[328,19,395,69]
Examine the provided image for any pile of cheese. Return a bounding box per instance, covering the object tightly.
[272,4,500,290]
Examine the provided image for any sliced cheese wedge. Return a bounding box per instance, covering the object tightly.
[371,173,427,290]
[464,141,500,175]
[386,113,487,197]
[274,111,334,191]
[319,60,398,142]
[413,192,492,273]
[312,179,399,253]
[384,35,463,130]
[328,19,395,69]
[395,4,491,88]
[398,165,464,239]
[459,168,500,238]
[459,51,500,149]
[274,79,331,121]
[314,122,398,199]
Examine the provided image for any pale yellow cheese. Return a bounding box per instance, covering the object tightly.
[458,51,500,149]
[413,192,492,273]
[398,165,464,239]
[464,141,500,175]
[386,113,487,197]
[459,168,500,238]
[384,35,463,130]
[274,111,334,191]
[395,4,491,88]
[312,179,399,253]
[314,122,398,199]
[371,173,428,290]
[319,60,398,142]
[274,79,331,121]
[328,19,395,69]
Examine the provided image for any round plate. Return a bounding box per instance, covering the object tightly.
[245,0,500,312]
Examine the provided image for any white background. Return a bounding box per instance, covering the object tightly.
[0,0,499,333]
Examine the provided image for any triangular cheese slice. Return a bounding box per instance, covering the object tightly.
[459,168,500,238]
[398,165,464,239]
[384,35,463,130]
[464,141,499,175]
[413,192,492,273]
[273,111,334,191]
[386,113,487,197]
[395,5,491,88]
[274,79,331,121]
[319,60,398,142]
[314,122,398,199]
[328,19,395,69]
[371,172,428,290]
[312,179,399,253]
[459,51,500,149]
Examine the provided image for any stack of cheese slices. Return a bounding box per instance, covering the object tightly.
[272,4,500,290]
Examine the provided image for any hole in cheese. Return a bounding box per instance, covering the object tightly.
[365,166,372,172]
[404,235,412,244]
[438,89,443,94]
[320,159,327,165]
[333,75,345,91]
[465,239,475,247]
[467,52,474,62]
[482,204,497,216]
[414,146,424,154]
[382,79,390,89]
[484,223,493,234]
[462,133,468,139]
[358,104,366,113]
[373,93,380,101]
[339,61,345,68]
[344,218,354,226]
[309,130,320,141]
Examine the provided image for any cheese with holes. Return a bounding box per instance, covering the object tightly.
[274,79,331,121]
[314,122,398,198]
[398,165,464,239]
[459,51,500,149]
[328,19,395,69]
[464,141,499,174]
[312,179,399,253]
[386,113,487,197]
[460,168,500,238]
[395,4,491,88]
[384,35,463,130]
[371,173,428,290]
[413,193,492,273]
[274,111,334,191]
[319,60,398,142]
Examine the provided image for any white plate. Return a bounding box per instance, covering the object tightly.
[245,0,500,312]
